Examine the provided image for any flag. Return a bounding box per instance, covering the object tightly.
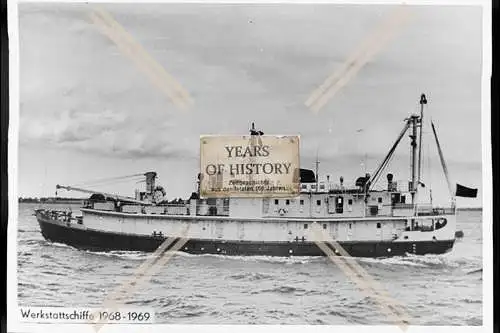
[455,183,478,198]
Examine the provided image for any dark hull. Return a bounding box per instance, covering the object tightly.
[37,216,455,257]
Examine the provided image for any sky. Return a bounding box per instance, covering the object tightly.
[17,3,484,207]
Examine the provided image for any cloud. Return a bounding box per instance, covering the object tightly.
[19,106,201,160]
[18,4,482,173]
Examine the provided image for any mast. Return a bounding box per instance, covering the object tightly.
[417,94,427,188]
[409,114,418,204]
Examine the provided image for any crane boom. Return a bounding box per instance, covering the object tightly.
[56,184,151,205]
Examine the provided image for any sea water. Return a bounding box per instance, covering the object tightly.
[16,203,482,325]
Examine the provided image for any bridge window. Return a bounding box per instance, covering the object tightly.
[300,199,304,205]
[301,184,307,189]
[435,218,447,230]
[323,223,327,230]
[349,223,352,229]
[320,184,325,190]
[286,199,290,205]
[304,224,308,229]
[378,197,383,203]
[274,199,279,205]
[316,200,321,206]
[376,222,381,228]
[348,199,353,205]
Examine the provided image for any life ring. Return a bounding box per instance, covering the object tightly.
[278,208,287,216]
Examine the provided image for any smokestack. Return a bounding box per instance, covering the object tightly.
[387,173,394,191]
[144,171,157,194]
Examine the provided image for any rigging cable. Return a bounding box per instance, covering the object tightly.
[431,121,453,197]
[369,120,410,190]
[71,173,145,187]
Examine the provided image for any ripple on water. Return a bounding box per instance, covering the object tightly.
[16,205,483,325]
[255,285,308,295]
[228,272,274,281]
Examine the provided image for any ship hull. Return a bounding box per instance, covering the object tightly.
[37,215,455,257]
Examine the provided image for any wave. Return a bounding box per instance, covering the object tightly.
[229,272,274,281]
[359,252,481,270]
[256,285,308,295]
[174,251,325,264]
[82,250,153,261]
[358,256,428,268]
[41,241,76,249]
[461,298,482,304]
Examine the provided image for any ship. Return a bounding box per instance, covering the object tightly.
[35,94,478,257]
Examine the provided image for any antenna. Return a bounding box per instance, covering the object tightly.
[428,140,432,205]
[364,153,368,174]
[315,147,320,193]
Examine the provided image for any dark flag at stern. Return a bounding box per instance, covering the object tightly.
[455,183,478,198]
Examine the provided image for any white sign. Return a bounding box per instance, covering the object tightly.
[200,135,300,198]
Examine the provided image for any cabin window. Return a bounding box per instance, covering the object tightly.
[311,184,317,189]
[349,223,352,229]
[300,199,304,205]
[316,200,321,206]
[320,184,325,190]
[274,199,279,205]
[304,224,308,229]
[378,197,383,203]
[301,184,307,189]
[401,195,406,204]
[323,223,327,230]
[286,199,290,205]
[335,196,344,214]
[376,222,381,228]
[348,199,353,205]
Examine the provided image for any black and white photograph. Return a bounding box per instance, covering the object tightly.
[9,0,490,330]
